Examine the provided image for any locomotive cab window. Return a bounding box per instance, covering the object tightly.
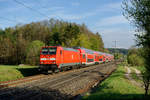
[41,48,49,55]
[41,47,57,55]
[49,47,57,55]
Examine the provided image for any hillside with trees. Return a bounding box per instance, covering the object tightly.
[0,19,104,65]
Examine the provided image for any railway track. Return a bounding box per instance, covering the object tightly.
[0,74,46,88]
[0,61,120,100]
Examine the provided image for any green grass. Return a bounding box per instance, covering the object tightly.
[0,65,39,82]
[82,65,149,100]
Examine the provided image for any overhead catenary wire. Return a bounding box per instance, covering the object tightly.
[13,0,50,19]
[0,0,62,27]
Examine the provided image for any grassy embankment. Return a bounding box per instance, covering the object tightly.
[82,64,149,100]
[0,65,39,82]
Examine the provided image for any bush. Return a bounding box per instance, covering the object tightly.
[127,48,144,66]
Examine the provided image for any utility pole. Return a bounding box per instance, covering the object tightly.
[113,40,118,61]
[113,40,118,49]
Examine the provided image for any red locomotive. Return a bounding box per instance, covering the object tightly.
[39,46,114,73]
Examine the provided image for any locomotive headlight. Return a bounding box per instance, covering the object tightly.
[40,58,46,60]
[50,58,56,60]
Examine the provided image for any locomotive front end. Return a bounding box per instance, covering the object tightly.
[39,46,58,72]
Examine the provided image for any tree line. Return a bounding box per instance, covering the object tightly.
[0,19,104,65]
[107,48,128,55]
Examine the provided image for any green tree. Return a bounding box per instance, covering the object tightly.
[123,0,150,95]
[0,38,15,64]
[63,24,80,47]
[78,34,92,49]
[26,40,45,65]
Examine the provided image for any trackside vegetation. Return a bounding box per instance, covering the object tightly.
[127,48,144,66]
[82,65,149,100]
[0,65,38,82]
[123,0,150,95]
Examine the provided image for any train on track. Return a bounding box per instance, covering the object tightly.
[39,46,114,73]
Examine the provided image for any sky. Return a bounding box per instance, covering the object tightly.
[0,0,136,49]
